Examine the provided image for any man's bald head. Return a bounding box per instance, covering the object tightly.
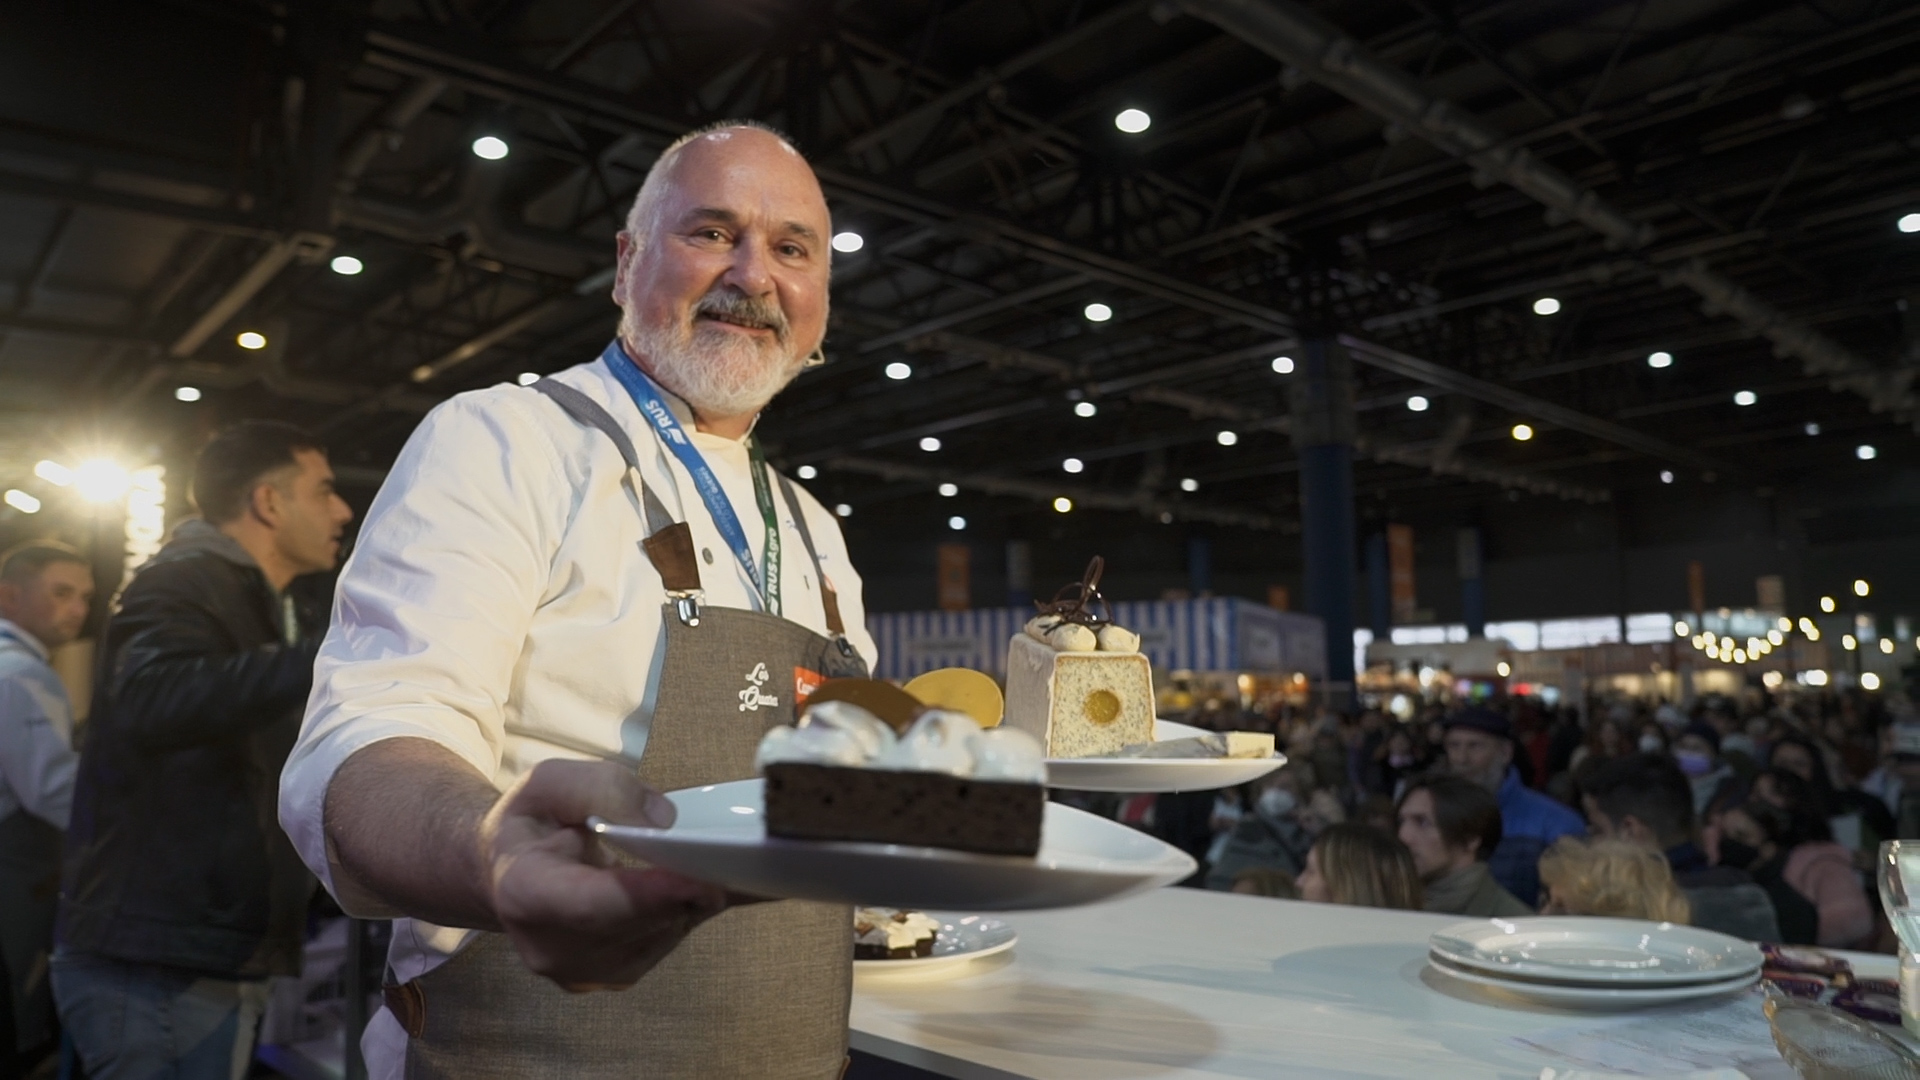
[612,121,833,424]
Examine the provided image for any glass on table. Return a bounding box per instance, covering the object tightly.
[1877,841,1920,1037]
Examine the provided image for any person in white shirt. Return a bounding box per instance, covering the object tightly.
[280,120,878,1079]
[0,541,93,1064]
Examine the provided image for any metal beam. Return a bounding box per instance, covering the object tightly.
[0,169,277,239]
[168,233,332,358]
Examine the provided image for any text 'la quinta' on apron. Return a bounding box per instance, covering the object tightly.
[393,380,868,1079]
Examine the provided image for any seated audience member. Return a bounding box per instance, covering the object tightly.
[1204,771,1312,888]
[1861,718,1920,819]
[1443,707,1585,906]
[1396,775,1531,918]
[1538,837,1690,923]
[1230,868,1299,899]
[1718,798,1823,945]
[1749,768,1874,948]
[1580,753,1781,941]
[1769,734,1891,855]
[1674,722,1736,814]
[1296,824,1424,912]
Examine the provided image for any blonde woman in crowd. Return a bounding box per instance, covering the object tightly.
[1538,837,1692,923]
[1297,823,1425,911]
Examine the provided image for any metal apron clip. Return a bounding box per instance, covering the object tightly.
[669,590,704,627]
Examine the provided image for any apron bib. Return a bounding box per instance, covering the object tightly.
[397,379,867,1080]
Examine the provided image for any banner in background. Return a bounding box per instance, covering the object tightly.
[1387,523,1416,624]
[937,542,970,611]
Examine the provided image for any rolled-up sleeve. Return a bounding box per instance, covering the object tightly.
[279,391,566,916]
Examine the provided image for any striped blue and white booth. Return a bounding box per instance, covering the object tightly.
[866,598,1327,682]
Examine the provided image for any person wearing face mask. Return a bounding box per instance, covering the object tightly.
[1717,797,1821,945]
[1674,722,1735,815]
[1375,728,1422,800]
[1750,769,1874,948]
[1204,773,1313,890]
[1637,724,1669,755]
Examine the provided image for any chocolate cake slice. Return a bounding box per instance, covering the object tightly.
[762,762,1043,857]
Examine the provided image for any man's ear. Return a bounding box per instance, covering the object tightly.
[249,481,281,528]
[1620,814,1657,847]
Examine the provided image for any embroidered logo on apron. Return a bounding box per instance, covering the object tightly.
[737,662,779,712]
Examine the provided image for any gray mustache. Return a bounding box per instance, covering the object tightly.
[694,290,790,342]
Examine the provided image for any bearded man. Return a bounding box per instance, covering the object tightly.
[279,121,877,1080]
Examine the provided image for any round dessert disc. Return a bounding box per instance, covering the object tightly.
[802,678,923,732]
[904,668,1004,728]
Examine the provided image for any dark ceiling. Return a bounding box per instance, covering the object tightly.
[1,0,1918,551]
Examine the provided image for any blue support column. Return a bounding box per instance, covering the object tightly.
[1187,535,1214,596]
[1366,531,1391,639]
[1292,338,1359,700]
[1458,527,1486,638]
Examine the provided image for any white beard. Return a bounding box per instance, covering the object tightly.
[621,306,805,418]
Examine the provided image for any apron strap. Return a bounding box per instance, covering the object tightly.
[775,474,846,637]
[533,380,705,611]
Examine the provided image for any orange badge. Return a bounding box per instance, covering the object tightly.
[793,667,827,707]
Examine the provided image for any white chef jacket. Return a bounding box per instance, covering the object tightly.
[278,353,875,1079]
[0,616,77,829]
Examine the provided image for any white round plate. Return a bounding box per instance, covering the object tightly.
[590,779,1195,911]
[1043,720,1288,793]
[1427,953,1758,1008]
[854,913,1017,974]
[1429,917,1763,986]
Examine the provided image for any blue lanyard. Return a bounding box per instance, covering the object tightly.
[602,340,777,611]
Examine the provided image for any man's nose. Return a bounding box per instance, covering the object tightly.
[721,240,774,296]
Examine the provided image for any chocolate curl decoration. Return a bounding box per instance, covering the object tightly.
[1034,556,1112,629]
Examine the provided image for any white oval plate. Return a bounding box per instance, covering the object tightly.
[591,779,1195,911]
[854,913,1016,974]
[1043,720,1288,793]
[1429,917,1763,986]
[1427,953,1759,1008]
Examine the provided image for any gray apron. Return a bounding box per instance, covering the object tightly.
[395,381,868,1080]
[0,808,61,1052]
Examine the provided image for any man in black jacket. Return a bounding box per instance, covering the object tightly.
[53,421,352,1080]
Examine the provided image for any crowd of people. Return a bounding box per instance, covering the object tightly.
[1142,689,1915,952]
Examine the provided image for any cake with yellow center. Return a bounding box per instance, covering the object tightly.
[1002,557,1156,758]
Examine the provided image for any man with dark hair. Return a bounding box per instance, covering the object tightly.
[1397,774,1531,917]
[0,541,93,1069]
[1581,752,1782,942]
[1442,706,1583,906]
[53,420,353,1079]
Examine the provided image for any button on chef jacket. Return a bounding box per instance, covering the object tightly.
[279,354,877,1079]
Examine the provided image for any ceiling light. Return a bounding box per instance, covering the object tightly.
[1052,496,1073,513]
[1821,595,1837,613]
[1532,297,1561,316]
[471,135,510,160]
[1768,629,1784,645]
[834,503,852,517]
[948,515,967,531]
[1843,635,1857,651]
[516,372,539,386]
[174,386,202,402]
[1857,444,1877,460]
[1114,108,1151,134]
[330,255,364,275]
[1733,390,1757,406]
[1271,356,1295,374]
[1899,212,1920,234]
[1216,430,1239,446]
[1496,661,1511,677]
[1158,511,1174,524]
[918,436,941,452]
[236,331,267,350]
[1799,617,1816,635]
[1863,672,1883,691]
[1855,578,1870,597]
[1659,470,1674,484]
[1074,401,1098,418]
[796,465,818,480]
[1180,478,1199,492]
[3,489,40,514]
[74,459,131,503]
[831,231,864,253]
[1083,302,1113,322]
[1805,422,1821,436]
[1062,457,1084,474]
[1674,621,1690,637]
[33,460,72,487]
[1511,423,1534,441]
[1406,395,1430,412]
[1881,637,1896,654]
[1647,351,1673,369]
[1733,649,1747,663]
[938,482,958,497]
[884,361,912,381]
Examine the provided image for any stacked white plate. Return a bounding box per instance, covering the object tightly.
[1426,917,1764,1008]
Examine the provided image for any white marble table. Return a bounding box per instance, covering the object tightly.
[849,888,1887,1080]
